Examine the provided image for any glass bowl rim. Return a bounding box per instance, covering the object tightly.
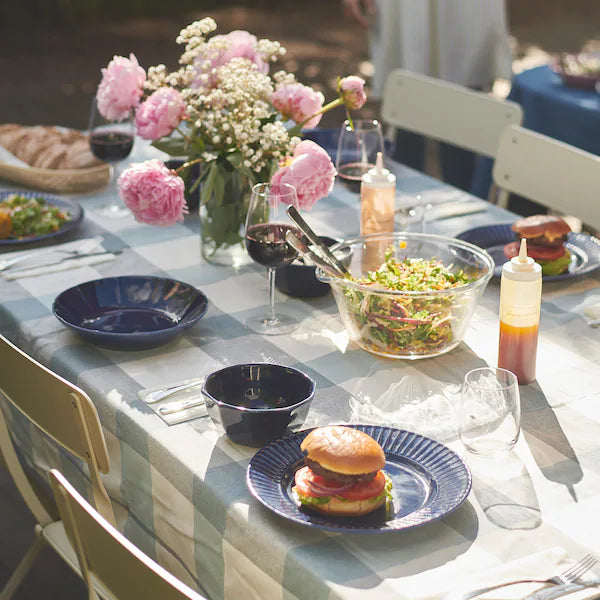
[315,231,494,296]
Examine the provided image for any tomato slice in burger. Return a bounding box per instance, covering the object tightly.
[504,240,566,262]
[294,466,352,497]
[336,470,386,501]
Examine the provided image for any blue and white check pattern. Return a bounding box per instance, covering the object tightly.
[1,148,600,600]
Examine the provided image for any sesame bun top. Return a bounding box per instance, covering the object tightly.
[511,215,571,243]
[300,426,385,475]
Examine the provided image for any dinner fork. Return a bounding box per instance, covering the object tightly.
[445,553,598,600]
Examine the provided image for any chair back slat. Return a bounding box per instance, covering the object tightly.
[50,470,206,600]
[382,69,523,158]
[493,125,600,229]
[0,335,114,524]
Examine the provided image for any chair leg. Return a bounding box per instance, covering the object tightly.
[0,530,45,600]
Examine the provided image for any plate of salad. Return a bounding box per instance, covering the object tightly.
[0,190,83,246]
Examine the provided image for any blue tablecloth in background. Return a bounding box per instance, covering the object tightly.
[510,65,600,156]
[471,65,600,201]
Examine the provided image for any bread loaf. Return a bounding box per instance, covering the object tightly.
[0,124,103,170]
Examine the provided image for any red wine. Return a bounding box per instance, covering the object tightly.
[337,162,373,193]
[245,223,300,268]
[89,131,134,162]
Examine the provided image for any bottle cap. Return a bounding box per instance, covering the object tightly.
[361,152,396,189]
[502,239,542,280]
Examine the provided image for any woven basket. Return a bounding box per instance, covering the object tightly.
[0,160,110,194]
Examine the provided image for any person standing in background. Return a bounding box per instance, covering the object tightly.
[342,0,513,195]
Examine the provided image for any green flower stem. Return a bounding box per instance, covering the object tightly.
[287,97,345,137]
[174,158,203,174]
[175,125,192,145]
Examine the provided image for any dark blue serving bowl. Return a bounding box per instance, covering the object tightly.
[52,275,208,351]
[275,236,342,298]
[201,363,315,447]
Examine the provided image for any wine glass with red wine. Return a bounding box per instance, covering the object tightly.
[244,182,301,335]
[336,119,385,193]
[88,97,134,218]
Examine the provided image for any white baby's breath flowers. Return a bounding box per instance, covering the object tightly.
[144,20,301,177]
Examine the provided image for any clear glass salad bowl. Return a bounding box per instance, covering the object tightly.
[316,232,494,359]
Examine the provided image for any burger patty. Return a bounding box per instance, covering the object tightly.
[516,233,568,248]
[305,458,377,484]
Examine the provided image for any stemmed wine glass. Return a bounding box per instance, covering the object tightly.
[244,182,301,335]
[336,119,385,193]
[88,97,134,218]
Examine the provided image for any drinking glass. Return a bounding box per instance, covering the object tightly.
[459,367,521,456]
[336,119,385,193]
[244,183,301,335]
[88,97,134,218]
[395,193,427,233]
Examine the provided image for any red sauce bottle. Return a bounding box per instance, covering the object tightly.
[498,239,542,385]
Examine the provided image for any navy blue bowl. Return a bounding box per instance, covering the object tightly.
[52,275,208,351]
[275,236,342,298]
[201,363,315,447]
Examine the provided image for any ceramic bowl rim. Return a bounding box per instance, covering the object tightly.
[52,275,209,339]
[201,362,316,414]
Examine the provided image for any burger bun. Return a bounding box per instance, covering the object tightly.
[301,426,385,475]
[511,215,571,246]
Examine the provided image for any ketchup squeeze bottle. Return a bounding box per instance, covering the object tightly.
[498,239,542,385]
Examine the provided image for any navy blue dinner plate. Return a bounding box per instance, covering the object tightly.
[0,190,84,247]
[247,425,472,533]
[457,223,600,281]
[53,275,208,351]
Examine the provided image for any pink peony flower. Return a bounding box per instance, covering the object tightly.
[135,88,186,140]
[270,140,336,210]
[97,53,146,121]
[118,160,188,226]
[338,76,367,110]
[194,30,267,88]
[271,82,324,129]
[214,30,267,73]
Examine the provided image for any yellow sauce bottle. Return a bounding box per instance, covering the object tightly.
[360,152,395,272]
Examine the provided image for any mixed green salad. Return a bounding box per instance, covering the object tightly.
[343,246,475,356]
[0,194,70,239]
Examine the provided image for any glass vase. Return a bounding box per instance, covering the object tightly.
[199,166,252,267]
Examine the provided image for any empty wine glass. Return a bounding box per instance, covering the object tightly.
[459,367,521,457]
[244,183,301,335]
[88,97,134,218]
[336,119,385,193]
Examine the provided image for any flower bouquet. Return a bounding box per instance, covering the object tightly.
[95,17,367,265]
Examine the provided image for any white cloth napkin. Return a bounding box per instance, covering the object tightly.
[0,236,117,280]
[441,548,599,600]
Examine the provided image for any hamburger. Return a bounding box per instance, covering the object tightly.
[293,426,392,517]
[504,215,571,276]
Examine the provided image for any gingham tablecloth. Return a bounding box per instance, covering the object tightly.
[1,150,600,600]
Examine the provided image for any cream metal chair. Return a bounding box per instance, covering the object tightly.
[0,334,115,600]
[49,469,205,600]
[381,69,523,198]
[493,125,600,230]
